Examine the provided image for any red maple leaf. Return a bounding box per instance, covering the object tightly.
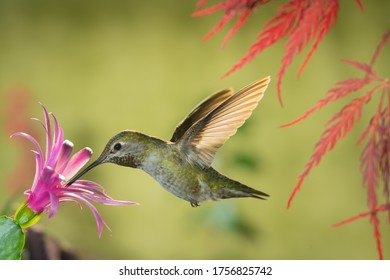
[284,28,390,259]
[193,0,364,105]
[194,0,389,260]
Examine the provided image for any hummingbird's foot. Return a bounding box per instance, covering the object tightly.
[190,202,199,207]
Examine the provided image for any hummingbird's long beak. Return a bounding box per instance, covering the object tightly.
[65,158,103,187]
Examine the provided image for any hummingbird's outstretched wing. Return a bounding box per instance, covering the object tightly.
[175,76,271,167]
[170,88,234,142]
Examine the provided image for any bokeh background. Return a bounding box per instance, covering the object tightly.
[0,0,389,259]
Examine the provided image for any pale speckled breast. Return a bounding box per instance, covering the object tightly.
[139,145,212,204]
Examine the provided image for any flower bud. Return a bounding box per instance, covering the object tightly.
[14,202,41,228]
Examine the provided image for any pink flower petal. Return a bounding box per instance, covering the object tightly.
[38,166,57,189]
[56,140,74,173]
[18,104,138,236]
[65,184,138,205]
[47,113,64,166]
[11,132,44,166]
[27,166,56,212]
[30,151,43,191]
[24,190,32,196]
[40,104,52,162]
[58,197,83,209]
[62,192,107,238]
[70,180,105,192]
[48,192,59,218]
[62,147,93,179]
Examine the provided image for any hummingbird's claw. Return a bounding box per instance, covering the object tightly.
[190,202,200,207]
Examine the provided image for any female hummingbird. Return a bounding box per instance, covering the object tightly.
[67,76,271,206]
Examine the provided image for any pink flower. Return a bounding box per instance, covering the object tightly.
[11,104,137,237]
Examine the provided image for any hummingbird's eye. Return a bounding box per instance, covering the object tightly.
[113,143,122,151]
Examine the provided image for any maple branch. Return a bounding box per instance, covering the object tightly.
[381,84,390,222]
[281,27,390,129]
[221,7,253,48]
[194,0,363,105]
[332,203,390,227]
[370,28,390,68]
[195,1,389,259]
[202,9,235,41]
[358,92,386,211]
[287,28,390,258]
[193,0,269,44]
[281,77,368,128]
[332,203,390,260]
[287,84,382,208]
[371,215,383,260]
[297,0,338,76]
[355,0,364,12]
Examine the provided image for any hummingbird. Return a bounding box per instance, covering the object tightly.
[67,76,271,207]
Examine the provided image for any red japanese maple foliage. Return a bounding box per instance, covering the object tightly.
[283,29,390,259]
[193,0,363,106]
[194,0,389,259]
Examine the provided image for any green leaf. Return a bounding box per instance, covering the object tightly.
[0,216,25,260]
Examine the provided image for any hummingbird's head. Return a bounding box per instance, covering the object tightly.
[97,130,143,167]
[66,130,143,186]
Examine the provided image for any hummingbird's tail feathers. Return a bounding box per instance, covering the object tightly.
[245,188,270,200]
[212,180,269,201]
[249,191,269,200]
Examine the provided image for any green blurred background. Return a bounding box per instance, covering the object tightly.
[0,0,389,259]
